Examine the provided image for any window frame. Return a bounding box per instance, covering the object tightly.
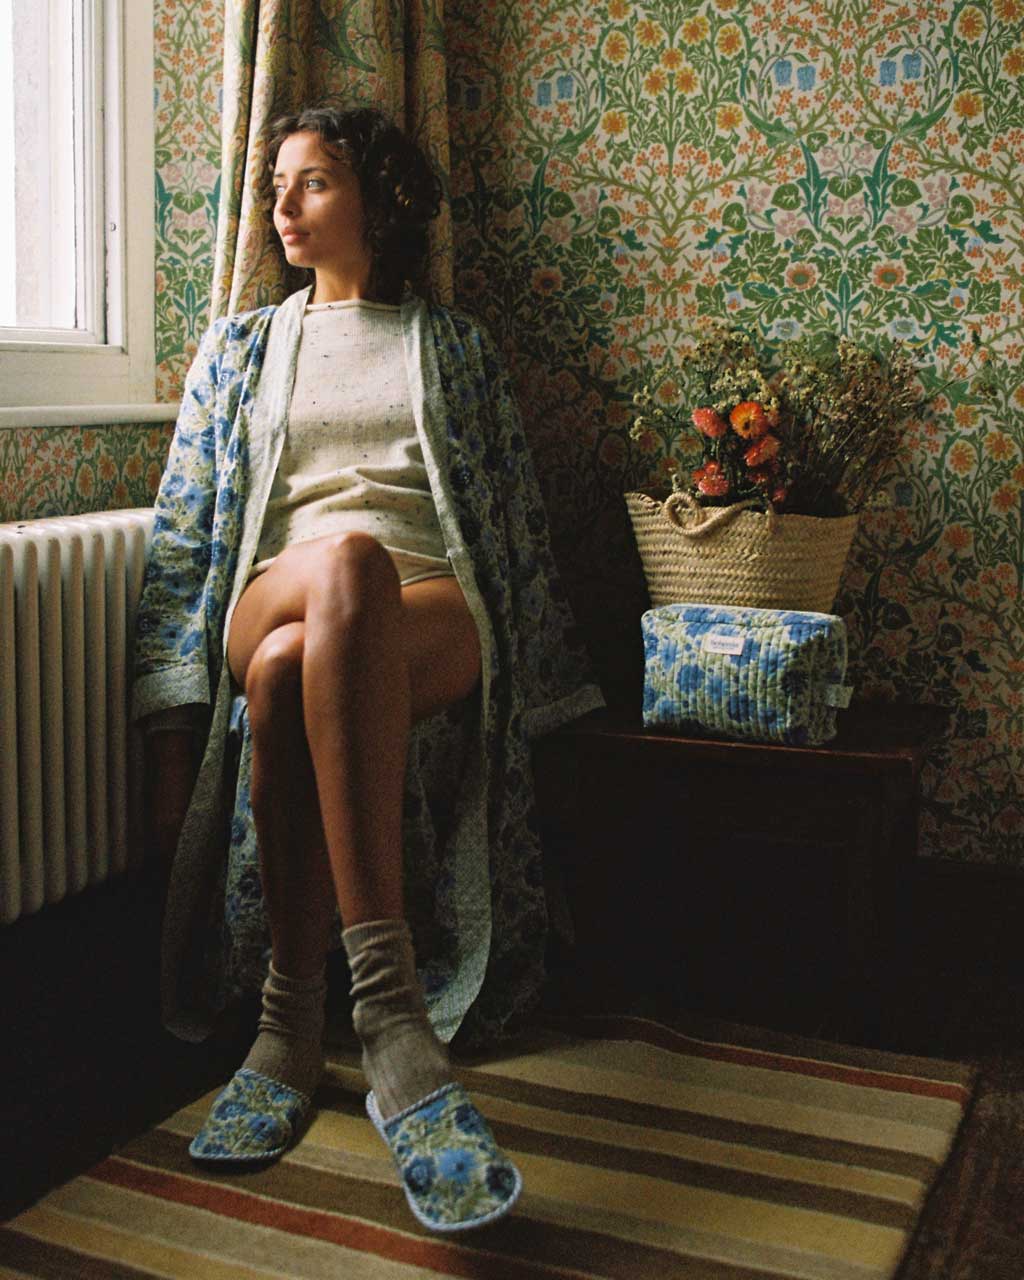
[0,0,157,417]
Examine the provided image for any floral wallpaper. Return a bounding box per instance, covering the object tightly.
[0,426,172,521]
[5,0,1023,866]
[155,0,224,402]
[445,0,1024,865]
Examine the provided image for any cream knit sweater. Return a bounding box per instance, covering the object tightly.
[251,299,452,585]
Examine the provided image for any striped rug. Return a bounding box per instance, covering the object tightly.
[0,1015,973,1279]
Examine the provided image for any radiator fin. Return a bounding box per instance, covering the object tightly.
[0,509,155,924]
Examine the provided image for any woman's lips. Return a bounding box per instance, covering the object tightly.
[280,229,307,243]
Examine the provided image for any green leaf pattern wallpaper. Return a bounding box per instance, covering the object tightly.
[2,0,1022,864]
[444,0,1024,864]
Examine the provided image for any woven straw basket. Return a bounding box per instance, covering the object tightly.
[625,488,858,612]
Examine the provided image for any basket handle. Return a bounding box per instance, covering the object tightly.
[663,491,776,539]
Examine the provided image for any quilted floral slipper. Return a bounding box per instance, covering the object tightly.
[367,1083,522,1232]
[188,1067,313,1164]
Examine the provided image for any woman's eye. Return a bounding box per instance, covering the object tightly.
[307,178,325,190]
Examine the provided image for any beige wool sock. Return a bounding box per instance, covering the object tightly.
[342,919,450,1120]
[241,963,328,1100]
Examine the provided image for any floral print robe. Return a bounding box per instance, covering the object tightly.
[132,287,604,1046]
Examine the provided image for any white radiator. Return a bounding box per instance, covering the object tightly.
[0,508,155,924]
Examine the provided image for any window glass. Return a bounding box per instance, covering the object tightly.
[0,0,86,334]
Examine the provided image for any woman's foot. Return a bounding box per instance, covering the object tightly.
[189,963,326,1164]
[344,920,522,1230]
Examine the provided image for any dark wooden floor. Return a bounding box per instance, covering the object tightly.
[2,856,1023,1277]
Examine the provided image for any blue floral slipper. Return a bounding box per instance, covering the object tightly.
[188,1067,313,1164]
[366,1083,522,1232]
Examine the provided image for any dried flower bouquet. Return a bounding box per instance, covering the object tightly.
[630,326,960,519]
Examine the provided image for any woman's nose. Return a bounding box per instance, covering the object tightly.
[276,183,299,215]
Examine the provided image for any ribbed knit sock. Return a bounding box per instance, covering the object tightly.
[342,919,450,1121]
[240,963,328,1100]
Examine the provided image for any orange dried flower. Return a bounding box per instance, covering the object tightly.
[691,406,728,437]
[744,434,780,467]
[729,400,770,438]
[693,460,730,496]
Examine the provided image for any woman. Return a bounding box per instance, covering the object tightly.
[133,105,603,1233]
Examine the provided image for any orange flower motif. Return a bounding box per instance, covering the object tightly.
[873,263,905,290]
[661,48,683,70]
[948,442,974,474]
[1004,48,1024,77]
[692,407,728,437]
[636,19,664,46]
[693,459,730,496]
[608,0,630,16]
[682,16,710,45]
[717,104,743,131]
[957,6,985,39]
[675,66,699,94]
[744,434,780,467]
[984,431,1015,460]
[645,69,667,94]
[716,24,743,57]
[786,262,817,290]
[531,266,563,295]
[945,525,972,551]
[604,31,628,62]
[994,484,1018,512]
[995,0,1022,18]
[729,401,770,438]
[954,91,983,119]
[602,110,627,135]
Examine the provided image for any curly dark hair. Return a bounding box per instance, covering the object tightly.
[266,104,442,304]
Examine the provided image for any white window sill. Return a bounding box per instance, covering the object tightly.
[0,403,180,430]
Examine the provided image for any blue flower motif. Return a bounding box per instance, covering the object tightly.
[454,1103,487,1136]
[438,1148,474,1186]
[774,59,792,86]
[902,53,922,79]
[404,1156,436,1194]
[796,65,816,90]
[880,60,897,85]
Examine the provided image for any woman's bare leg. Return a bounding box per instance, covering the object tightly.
[220,532,479,1115]
[229,532,481,947]
[243,621,334,979]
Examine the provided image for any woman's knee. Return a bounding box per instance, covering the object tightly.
[310,532,401,624]
[245,624,305,725]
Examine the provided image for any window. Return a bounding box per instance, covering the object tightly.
[0,0,155,414]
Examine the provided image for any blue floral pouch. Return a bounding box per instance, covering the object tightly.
[642,603,852,746]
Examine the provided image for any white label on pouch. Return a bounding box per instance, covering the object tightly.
[704,630,745,656]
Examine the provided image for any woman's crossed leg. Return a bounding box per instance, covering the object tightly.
[227,530,481,976]
[206,531,480,1122]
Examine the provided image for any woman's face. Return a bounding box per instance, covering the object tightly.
[272,131,371,290]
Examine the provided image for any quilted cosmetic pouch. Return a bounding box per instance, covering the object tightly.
[641,603,852,746]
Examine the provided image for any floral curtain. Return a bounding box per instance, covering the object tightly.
[211,0,452,320]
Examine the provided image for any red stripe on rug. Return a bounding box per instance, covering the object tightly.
[541,1016,972,1105]
[88,1157,593,1280]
